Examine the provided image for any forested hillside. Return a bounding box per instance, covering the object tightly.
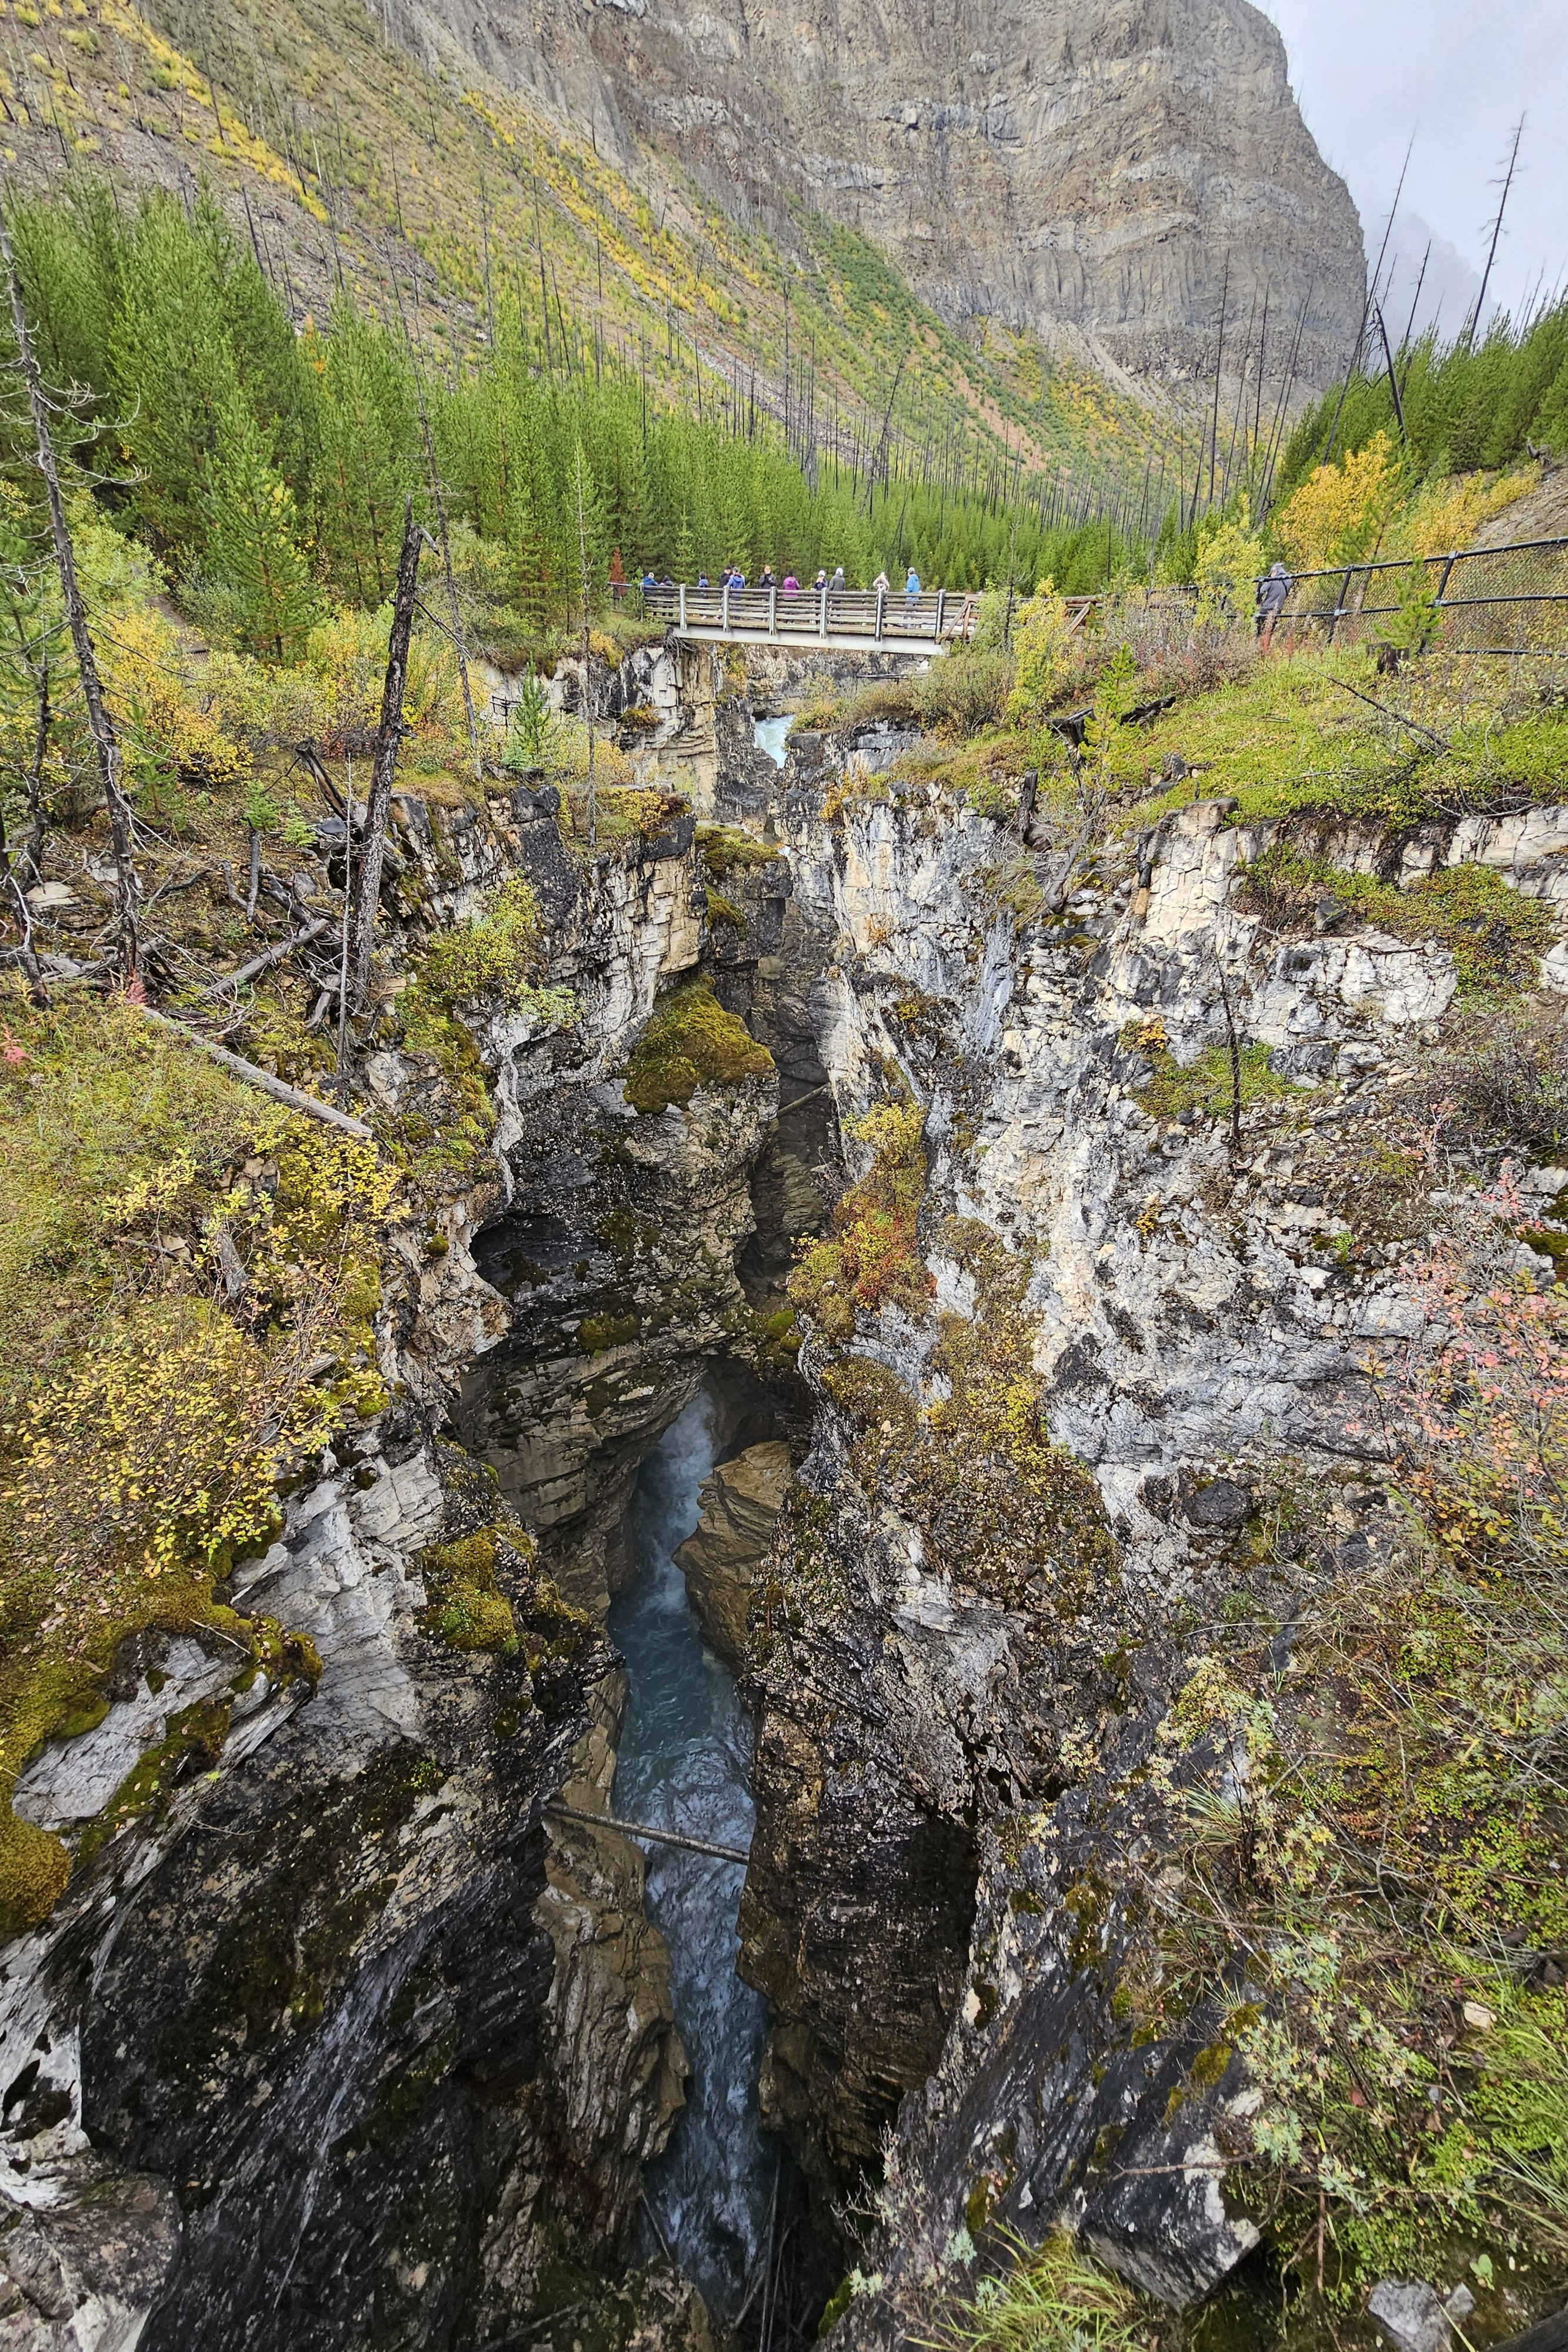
[0,0,1170,529]
[1,181,1156,685]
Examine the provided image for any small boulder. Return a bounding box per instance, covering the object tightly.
[1368,2280,1475,2352]
[1185,1478,1249,1529]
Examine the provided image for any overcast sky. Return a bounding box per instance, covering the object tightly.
[1258,0,1567,327]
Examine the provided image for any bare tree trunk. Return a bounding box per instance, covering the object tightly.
[0,207,139,974]
[575,442,596,850]
[336,754,354,1081]
[0,794,44,1001]
[1218,963,1243,1160]
[140,1008,375,1139]
[22,649,48,885]
[349,500,420,1007]
[386,246,482,781]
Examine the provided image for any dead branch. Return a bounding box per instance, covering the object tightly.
[138,1005,375,1139]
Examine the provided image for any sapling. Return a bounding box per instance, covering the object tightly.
[504,673,556,771]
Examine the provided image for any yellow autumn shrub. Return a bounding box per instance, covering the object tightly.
[1193,497,1269,627]
[1399,465,1539,559]
[1005,577,1076,725]
[1276,431,1405,570]
[103,604,253,791]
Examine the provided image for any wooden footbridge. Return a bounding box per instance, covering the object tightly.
[643,580,984,653]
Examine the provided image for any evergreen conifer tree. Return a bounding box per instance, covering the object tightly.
[202,392,319,661]
[315,297,417,602]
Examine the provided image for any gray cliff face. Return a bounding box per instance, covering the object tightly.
[674,1442,794,1673]
[412,0,1363,387]
[728,725,1568,2314]
[453,783,781,1612]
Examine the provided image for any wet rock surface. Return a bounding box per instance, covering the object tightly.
[674,1442,793,1672]
[0,742,775,2352]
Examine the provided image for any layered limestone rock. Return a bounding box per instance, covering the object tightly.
[729,720,1568,2314]
[674,1441,794,1670]
[414,0,1363,387]
[0,1409,688,2352]
[534,1673,688,2233]
[0,750,779,2352]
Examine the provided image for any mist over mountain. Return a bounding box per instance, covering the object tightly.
[1378,209,1487,345]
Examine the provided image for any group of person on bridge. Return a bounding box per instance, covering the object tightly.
[627,561,924,600]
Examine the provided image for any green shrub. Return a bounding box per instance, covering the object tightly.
[1408,993,1568,1157]
[418,1528,517,1652]
[918,648,1017,735]
[1005,579,1076,727]
[413,878,550,1008]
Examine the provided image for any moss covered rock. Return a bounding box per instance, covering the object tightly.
[621,980,773,1116]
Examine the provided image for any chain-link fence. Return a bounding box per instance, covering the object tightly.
[1269,537,1568,656]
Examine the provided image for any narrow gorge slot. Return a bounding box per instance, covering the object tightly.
[608,1386,771,2319]
[7,68,1564,2338]
[753,714,794,770]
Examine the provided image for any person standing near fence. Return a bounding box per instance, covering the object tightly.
[1256,562,1291,653]
[905,566,921,600]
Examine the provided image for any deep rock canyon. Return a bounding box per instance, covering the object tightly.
[3,637,1563,2348]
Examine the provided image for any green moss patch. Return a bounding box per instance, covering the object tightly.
[621,981,773,1115]
[798,1190,1114,1615]
[1236,844,1554,993]
[696,823,778,877]
[418,1526,521,1652]
[1126,1031,1306,1125]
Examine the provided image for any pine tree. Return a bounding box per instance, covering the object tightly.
[108,198,236,554]
[202,393,319,661]
[315,296,417,602]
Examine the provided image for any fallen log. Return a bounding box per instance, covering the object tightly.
[138,1005,375,1140]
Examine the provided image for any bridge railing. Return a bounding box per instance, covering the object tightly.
[641,582,982,643]
[639,541,1568,657]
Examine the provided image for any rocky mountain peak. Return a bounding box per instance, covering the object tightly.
[426,0,1365,388]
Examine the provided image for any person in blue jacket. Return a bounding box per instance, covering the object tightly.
[904,566,921,599]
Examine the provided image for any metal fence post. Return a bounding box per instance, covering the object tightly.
[678,583,687,631]
[875,587,885,642]
[1326,566,1354,646]
[722,582,730,634]
[819,584,828,641]
[935,589,945,640]
[770,584,777,633]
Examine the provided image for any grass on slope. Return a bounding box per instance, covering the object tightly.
[0,988,396,1936]
[1114,649,1568,830]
